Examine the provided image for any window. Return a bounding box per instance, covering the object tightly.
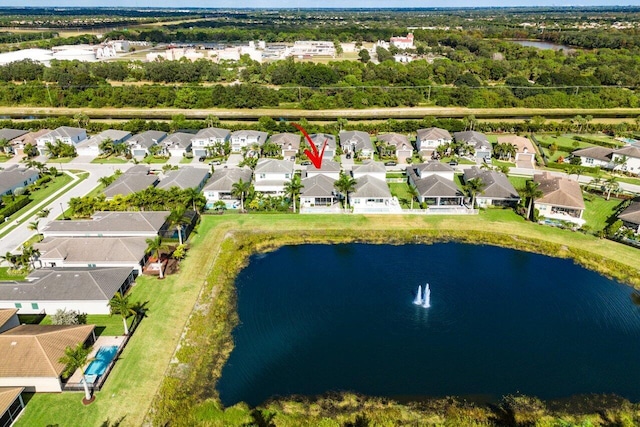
[31,303,38,310]
[585,158,594,165]
[88,263,96,268]
[14,303,22,309]
[259,174,265,179]
[285,174,291,179]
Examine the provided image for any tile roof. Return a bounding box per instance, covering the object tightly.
[0,309,18,331]
[378,132,411,149]
[40,126,86,140]
[76,129,131,149]
[463,167,519,200]
[339,130,374,151]
[162,132,194,150]
[454,131,490,149]
[572,146,614,163]
[307,159,341,173]
[301,174,337,197]
[309,133,337,149]
[0,128,28,141]
[103,174,158,198]
[352,175,392,199]
[497,135,535,153]
[534,172,585,210]
[269,133,301,150]
[618,201,640,225]
[0,387,23,415]
[414,160,454,174]
[255,158,294,174]
[352,160,386,174]
[230,130,268,144]
[417,127,451,141]
[0,324,94,378]
[193,127,230,140]
[35,237,148,264]
[15,129,50,146]
[42,211,169,236]
[0,165,39,195]
[156,167,209,190]
[409,172,462,198]
[614,144,640,159]
[203,167,253,193]
[127,130,167,149]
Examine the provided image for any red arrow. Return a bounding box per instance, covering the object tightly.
[292,122,327,169]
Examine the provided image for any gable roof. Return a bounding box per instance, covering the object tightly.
[127,130,167,149]
[497,135,535,153]
[618,201,640,226]
[534,172,585,210]
[454,131,489,147]
[0,324,95,378]
[0,128,28,142]
[156,167,209,190]
[417,127,451,141]
[614,144,640,159]
[193,127,230,140]
[301,174,336,198]
[352,175,392,198]
[76,129,132,149]
[42,211,169,236]
[414,160,454,174]
[352,160,386,175]
[0,309,18,331]
[410,172,462,198]
[162,132,194,150]
[0,165,38,194]
[339,130,374,151]
[230,130,268,144]
[377,133,411,149]
[269,133,300,150]
[14,129,50,146]
[203,167,253,193]
[0,267,132,302]
[35,237,148,264]
[463,167,519,200]
[40,126,86,141]
[102,174,158,198]
[255,158,294,174]
[572,146,614,162]
[309,133,337,149]
[307,159,341,173]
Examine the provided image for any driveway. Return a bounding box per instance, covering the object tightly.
[226,154,244,167]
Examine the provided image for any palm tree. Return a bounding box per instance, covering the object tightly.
[59,342,94,403]
[334,172,357,209]
[108,292,136,336]
[145,236,168,279]
[27,220,39,233]
[604,176,619,200]
[181,187,205,214]
[167,207,189,245]
[520,180,543,221]
[408,185,419,209]
[231,179,251,212]
[283,174,303,212]
[36,208,51,218]
[0,252,17,269]
[463,177,485,209]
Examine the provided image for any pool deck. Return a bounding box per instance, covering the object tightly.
[68,335,125,385]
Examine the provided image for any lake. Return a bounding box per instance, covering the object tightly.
[217,243,640,407]
[510,40,572,50]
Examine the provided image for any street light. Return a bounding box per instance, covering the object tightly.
[60,202,66,220]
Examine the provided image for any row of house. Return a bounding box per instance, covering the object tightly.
[0,165,39,197]
[101,165,210,199]
[572,142,640,175]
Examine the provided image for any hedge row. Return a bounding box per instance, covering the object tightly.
[545,161,601,173]
[572,135,620,149]
[0,195,30,219]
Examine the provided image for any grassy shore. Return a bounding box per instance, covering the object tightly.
[14,210,640,427]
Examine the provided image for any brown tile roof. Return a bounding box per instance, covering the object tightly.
[0,324,94,378]
[497,135,535,153]
[0,387,23,415]
[0,309,18,331]
[534,172,585,210]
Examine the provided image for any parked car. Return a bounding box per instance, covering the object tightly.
[448,160,458,166]
[483,157,493,165]
[209,160,221,166]
[345,153,352,159]
[301,161,311,166]
[198,156,206,162]
[384,161,397,166]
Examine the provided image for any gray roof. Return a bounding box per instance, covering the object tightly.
[309,133,337,149]
[417,127,452,141]
[203,167,252,192]
[352,160,386,175]
[454,131,489,147]
[77,129,131,149]
[618,201,640,226]
[103,174,158,198]
[35,237,148,264]
[255,158,294,174]
[307,159,341,173]
[615,144,640,159]
[414,161,454,175]
[41,126,86,140]
[127,130,167,149]
[0,267,132,302]
[162,132,194,150]
[42,211,169,236]
[301,174,336,198]
[157,167,209,190]
[0,128,28,142]
[124,165,150,175]
[352,175,392,198]
[0,165,38,195]
[339,130,374,151]
[270,133,301,150]
[409,170,462,198]
[573,146,613,162]
[463,167,520,200]
[230,130,268,145]
[378,133,411,149]
[193,127,230,140]
[14,129,50,146]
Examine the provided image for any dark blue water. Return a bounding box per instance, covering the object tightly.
[217,243,640,407]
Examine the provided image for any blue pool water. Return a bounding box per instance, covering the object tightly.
[85,346,118,377]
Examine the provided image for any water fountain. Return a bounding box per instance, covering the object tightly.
[422,284,431,308]
[413,285,423,305]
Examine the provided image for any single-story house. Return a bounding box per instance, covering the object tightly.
[0,324,95,392]
[190,127,230,159]
[0,165,39,196]
[352,160,387,181]
[416,127,452,157]
[409,161,455,181]
[0,267,135,315]
[42,211,170,238]
[202,167,253,209]
[270,133,301,160]
[160,132,193,158]
[254,158,294,195]
[126,130,167,157]
[0,129,28,155]
[35,237,149,274]
[35,127,87,155]
[102,167,158,200]
[156,167,209,191]
[308,133,337,160]
[408,171,464,206]
[497,135,536,168]
[572,143,640,175]
[9,129,50,157]
[0,387,25,426]
[350,175,398,213]
[611,143,640,175]
[0,309,19,334]
[463,167,520,207]
[300,174,338,210]
[75,129,131,157]
[377,133,414,163]
[230,130,268,154]
[306,159,341,180]
[618,201,640,234]
[339,130,375,159]
[571,146,614,169]
[454,131,492,160]
[534,172,586,226]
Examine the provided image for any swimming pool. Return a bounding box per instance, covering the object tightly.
[85,345,118,378]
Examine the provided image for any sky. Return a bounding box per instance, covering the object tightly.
[6,1,640,7]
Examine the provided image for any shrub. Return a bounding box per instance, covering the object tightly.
[50,309,87,325]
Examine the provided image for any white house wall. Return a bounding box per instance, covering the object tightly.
[0,377,62,393]
[0,300,112,315]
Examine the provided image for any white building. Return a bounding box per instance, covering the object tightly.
[254,159,294,195]
[390,34,414,50]
[35,126,87,155]
[191,127,230,159]
[289,41,336,58]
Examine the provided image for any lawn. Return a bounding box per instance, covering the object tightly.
[180,156,193,164]
[582,195,624,232]
[388,182,414,208]
[141,156,169,164]
[0,267,26,281]
[39,314,130,337]
[14,212,640,427]
[91,157,129,164]
[508,176,530,192]
[0,155,12,163]
[46,157,74,164]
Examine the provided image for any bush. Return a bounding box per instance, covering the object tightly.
[572,135,619,149]
[0,195,30,219]
[50,309,87,325]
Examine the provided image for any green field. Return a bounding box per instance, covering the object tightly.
[91,157,129,164]
[0,267,26,281]
[582,195,624,231]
